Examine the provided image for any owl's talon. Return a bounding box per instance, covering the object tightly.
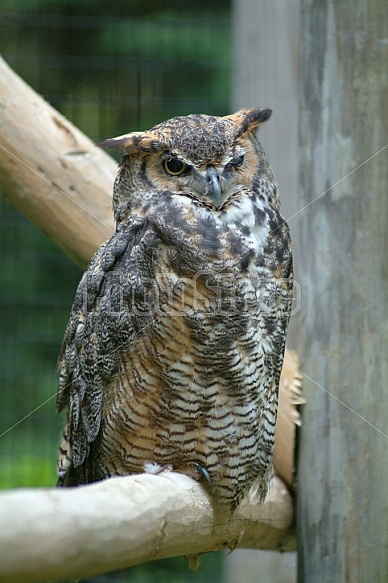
[192,462,211,485]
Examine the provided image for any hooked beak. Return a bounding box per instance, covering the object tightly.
[205,166,222,208]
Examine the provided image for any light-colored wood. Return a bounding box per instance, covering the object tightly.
[0,473,294,583]
[0,56,116,268]
[297,1,388,581]
[274,349,304,488]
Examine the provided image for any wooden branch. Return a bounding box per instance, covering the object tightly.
[0,56,116,268]
[0,473,294,583]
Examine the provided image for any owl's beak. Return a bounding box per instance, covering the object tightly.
[205,166,222,208]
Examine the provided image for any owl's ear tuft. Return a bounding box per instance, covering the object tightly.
[99,132,160,153]
[229,107,272,138]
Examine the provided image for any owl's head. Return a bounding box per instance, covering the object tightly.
[102,108,273,223]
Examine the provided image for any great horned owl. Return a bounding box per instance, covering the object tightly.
[56,108,293,510]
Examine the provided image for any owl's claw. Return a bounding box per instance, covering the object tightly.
[144,461,210,485]
[192,462,211,485]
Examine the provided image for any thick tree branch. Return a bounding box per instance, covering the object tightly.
[0,473,294,583]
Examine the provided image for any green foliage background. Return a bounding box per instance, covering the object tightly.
[0,1,231,581]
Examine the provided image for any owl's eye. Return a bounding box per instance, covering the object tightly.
[225,154,245,172]
[231,154,244,167]
[163,158,188,176]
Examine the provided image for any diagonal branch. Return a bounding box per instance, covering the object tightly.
[0,56,116,268]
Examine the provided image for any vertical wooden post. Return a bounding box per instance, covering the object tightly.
[297,1,388,581]
[231,0,299,225]
[228,2,300,581]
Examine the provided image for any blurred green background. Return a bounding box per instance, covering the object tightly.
[0,1,231,581]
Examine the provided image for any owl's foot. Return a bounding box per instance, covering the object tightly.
[143,461,211,485]
[143,461,173,475]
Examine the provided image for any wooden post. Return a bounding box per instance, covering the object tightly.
[231,0,299,225]
[230,3,300,581]
[297,1,388,581]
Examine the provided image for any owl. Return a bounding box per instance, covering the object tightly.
[56,108,293,511]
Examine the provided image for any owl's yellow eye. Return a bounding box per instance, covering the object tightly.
[163,158,188,176]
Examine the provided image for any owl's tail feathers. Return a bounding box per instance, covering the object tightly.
[273,349,305,488]
[56,467,80,487]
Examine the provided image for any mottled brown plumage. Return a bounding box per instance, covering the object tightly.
[56,108,293,510]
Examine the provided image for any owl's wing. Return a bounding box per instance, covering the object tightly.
[56,218,156,483]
